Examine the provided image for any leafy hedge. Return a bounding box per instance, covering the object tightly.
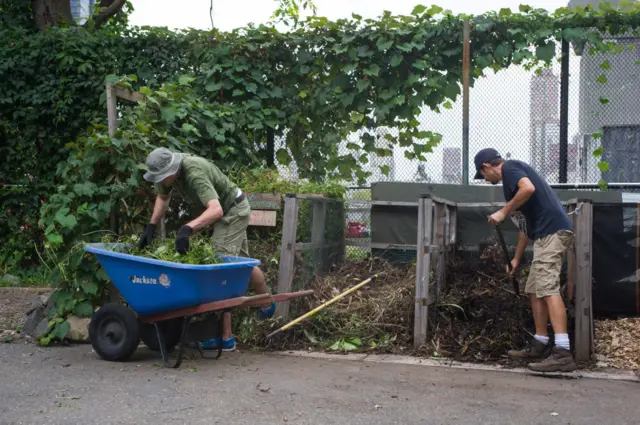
[2,2,640,342]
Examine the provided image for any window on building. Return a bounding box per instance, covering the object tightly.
[70,0,96,25]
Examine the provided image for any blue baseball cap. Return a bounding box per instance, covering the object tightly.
[474,148,502,179]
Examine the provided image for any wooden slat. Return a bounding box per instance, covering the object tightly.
[295,241,342,251]
[449,205,458,245]
[574,200,593,362]
[247,193,282,211]
[112,85,144,103]
[311,201,327,274]
[414,196,433,348]
[566,204,577,300]
[434,203,446,303]
[275,196,299,319]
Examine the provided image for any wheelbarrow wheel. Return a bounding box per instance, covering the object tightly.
[89,303,140,362]
[140,319,183,352]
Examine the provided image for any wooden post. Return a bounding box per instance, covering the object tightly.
[311,200,327,274]
[434,202,446,303]
[275,195,299,319]
[105,83,121,303]
[566,204,577,300]
[414,195,434,348]
[574,199,593,362]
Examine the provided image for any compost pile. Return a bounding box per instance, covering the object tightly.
[242,239,534,364]
[595,318,640,370]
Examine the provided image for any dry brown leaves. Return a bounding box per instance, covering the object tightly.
[595,318,640,370]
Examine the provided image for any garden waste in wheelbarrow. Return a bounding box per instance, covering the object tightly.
[84,243,313,368]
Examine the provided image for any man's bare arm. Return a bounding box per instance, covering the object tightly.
[150,194,171,225]
[186,199,224,232]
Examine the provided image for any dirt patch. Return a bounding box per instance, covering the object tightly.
[595,318,640,370]
[0,287,51,331]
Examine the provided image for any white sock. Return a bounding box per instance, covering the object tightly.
[534,334,549,345]
[555,333,570,350]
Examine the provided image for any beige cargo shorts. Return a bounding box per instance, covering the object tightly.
[525,229,574,298]
[212,198,251,258]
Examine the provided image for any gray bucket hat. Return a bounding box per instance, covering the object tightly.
[143,147,182,183]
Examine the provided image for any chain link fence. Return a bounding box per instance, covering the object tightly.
[273,36,640,189]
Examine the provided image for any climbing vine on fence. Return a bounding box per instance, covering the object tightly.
[3,2,640,342]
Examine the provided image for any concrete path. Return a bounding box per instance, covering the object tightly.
[1,343,639,425]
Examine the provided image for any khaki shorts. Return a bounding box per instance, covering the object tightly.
[212,198,251,257]
[525,230,574,298]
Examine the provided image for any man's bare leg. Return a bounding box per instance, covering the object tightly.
[531,294,550,336]
[249,266,272,310]
[544,295,568,334]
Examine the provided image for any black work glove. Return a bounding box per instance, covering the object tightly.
[175,225,193,255]
[138,223,157,249]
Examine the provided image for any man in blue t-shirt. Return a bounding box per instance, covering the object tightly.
[474,148,577,373]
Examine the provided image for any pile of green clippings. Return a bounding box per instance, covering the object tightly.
[105,234,222,265]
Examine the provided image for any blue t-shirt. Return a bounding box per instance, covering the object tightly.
[501,160,572,241]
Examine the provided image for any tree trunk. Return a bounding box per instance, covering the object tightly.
[32,0,73,30]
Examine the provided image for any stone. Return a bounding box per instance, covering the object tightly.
[35,318,50,339]
[26,295,44,315]
[1,274,21,286]
[66,316,91,342]
[22,305,45,336]
[1,330,17,343]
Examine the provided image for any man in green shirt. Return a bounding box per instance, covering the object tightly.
[138,147,274,351]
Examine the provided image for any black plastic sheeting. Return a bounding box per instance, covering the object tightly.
[592,204,640,317]
[369,182,640,318]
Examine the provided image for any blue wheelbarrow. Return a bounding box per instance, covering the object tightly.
[84,243,313,368]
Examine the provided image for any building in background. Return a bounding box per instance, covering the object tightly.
[442,147,461,184]
[529,68,561,181]
[70,0,96,24]
[570,0,640,183]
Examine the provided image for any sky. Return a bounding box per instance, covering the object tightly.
[127,1,600,184]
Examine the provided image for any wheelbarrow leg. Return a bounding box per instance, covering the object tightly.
[196,309,227,360]
[155,316,192,369]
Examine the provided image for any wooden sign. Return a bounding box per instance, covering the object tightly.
[247,193,281,211]
[249,210,277,227]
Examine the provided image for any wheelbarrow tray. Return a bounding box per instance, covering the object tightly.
[84,243,260,316]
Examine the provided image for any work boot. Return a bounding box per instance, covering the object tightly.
[527,347,578,373]
[507,338,549,361]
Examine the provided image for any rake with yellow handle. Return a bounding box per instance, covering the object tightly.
[266,273,382,339]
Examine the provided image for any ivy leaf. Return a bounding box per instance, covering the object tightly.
[597,161,610,172]
[178,76,194,86]
[46,233,63,244]
[376,38,393,51]
[363,64,380,77]
[535,42,556,62]
[245,82,258,93]
[276,149,292,165]
[596,74,608,84]
[593,147,604,157]
[443,83,461,99]
[599,97,609,105]
[139,86,152,96]
[73,301,94,318]
[55,208,77,229]
[390,55,403,67]
[475,55,493,68]
[495,43,512,59]
[82,281,99,295]
[600,60,611,70]
[232,89,245,97]
[52,321,70,341]
[411,5,426,15]
[356,79,370,92]
[380,165,391,176]
[427,5,443,15]
[161,107,177,124]
[350,112,364,123]
[519,5,532,12]
[342,63,357,73]
[593,131,603,140]
[205,81,222,92]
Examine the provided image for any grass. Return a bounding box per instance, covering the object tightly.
[0,267,52,288]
